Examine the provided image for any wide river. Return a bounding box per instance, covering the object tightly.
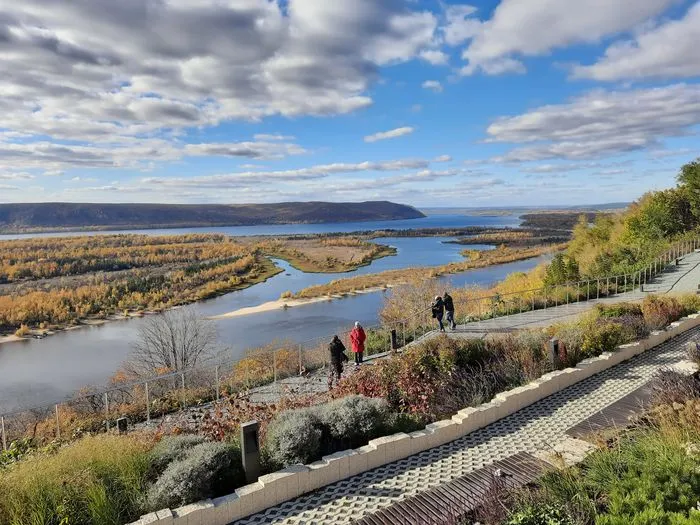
[0,214,549,412]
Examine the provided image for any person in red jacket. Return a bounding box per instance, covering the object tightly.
[350,321,366,367]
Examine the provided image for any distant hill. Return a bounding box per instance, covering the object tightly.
[0,201,425,233]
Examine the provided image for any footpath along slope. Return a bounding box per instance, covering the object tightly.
[233,253,700,524]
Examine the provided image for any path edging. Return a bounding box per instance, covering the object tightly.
[131,313,700,525]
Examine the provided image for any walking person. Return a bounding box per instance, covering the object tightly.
[443,291,457,330]
[431,295,445,332]
[328,334,348,390]
[350,321,366,367]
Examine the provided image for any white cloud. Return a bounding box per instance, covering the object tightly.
[0,184,19,191]
[443,5,481,46]
[143,158,432,188]
[253,134,296,141]
[488,83,700,161]
[419,49,449,65]
[434,155,452,162]
[364,127,415,143]
[422,80,443,93]
[571,2,700,81]
[0,172,35,180]
[460,0,677,75]
[183,141,306,160]
[411,104,423,113]
[0,0,439,171]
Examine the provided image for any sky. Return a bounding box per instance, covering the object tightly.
[0,0,699,208]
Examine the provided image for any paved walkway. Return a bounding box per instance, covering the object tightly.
[443,250,700,336]
[234,252,700,525]
[236,327,698,524]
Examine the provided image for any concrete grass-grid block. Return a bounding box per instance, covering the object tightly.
[355,445,386,470]
[647,330,671,348]
[172,500,215,525]
[307,459,334,492]
[451,407,483,436]
[136,512,159,525]
[321,449,357,484]
[425,419,458,447]
[477,400,503,427]
[212,493,241,524]
[369,433,411,464]
[408,429,432,456]
[258,470,298,507]
[235,482,266,519]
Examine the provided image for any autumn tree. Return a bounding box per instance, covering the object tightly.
[128,308,219,376]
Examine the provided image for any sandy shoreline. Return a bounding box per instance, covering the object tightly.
[0,334,23,345]
[208,284,400,319]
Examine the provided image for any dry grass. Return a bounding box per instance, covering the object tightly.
[258,237,395,273]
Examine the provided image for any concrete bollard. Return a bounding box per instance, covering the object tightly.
[241,421,261,484]
[116,417,128,434]
[548,339,560,368]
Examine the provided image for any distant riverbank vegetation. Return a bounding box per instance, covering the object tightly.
[0,234,399,335]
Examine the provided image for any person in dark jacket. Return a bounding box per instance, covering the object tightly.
[431,295,445,332]
[443,291,457,330]
[328,335,348,389]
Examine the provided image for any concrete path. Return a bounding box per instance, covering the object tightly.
[235,325,698,524]
[233,252,700,525]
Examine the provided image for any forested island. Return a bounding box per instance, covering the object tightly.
[0,201,424,233]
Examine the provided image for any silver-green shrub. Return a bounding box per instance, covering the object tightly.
[147,441,237,511]
[148,434,206,479]
[265,408,323,467]
[322,395,389,445]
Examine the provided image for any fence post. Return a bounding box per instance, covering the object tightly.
[55,404,61,440]
[181,372,186,409]
[104,393,109,432]
[587,280,590,301]
[298,344,303,376]
[215,365,220,402]
[145,381,150,425]
[273,349,278,383]
[1,416,6,451]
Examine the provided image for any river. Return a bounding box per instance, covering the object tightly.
[0,214,548,412]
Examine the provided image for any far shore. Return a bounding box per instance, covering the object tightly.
[208,284,399,320]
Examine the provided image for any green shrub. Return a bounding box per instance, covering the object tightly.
[677,293,700,316]
[148,434,205,479]
[265,407,324,467]
[0,435,151,525]
[596,302,643,318]
[642,295,685,330]
[581,321,626,358]
[146,441,243,511]
[322,395,389,446]
[506,504,574,525]
[384,412,426,434]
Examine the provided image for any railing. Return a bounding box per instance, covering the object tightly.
[1,237,698,449]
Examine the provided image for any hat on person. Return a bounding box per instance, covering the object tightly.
[354,321,361,327]
[435,295,440,300]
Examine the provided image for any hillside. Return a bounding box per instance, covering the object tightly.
[0,201,425,233]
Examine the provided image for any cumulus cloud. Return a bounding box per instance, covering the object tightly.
[364,127,415,143]
[571,2,700,81]
[183,141,306,160]
[419,49,449,65]
[442,5,481,46]
[0,0,439,171]
[0,172,35,180]
[459,0,677,75]
[488,84,700,161]
[434,155,452,162]
[422,80,443,93]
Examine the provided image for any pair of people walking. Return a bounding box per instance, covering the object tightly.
[328,321,366,389]
[431,291,457,332]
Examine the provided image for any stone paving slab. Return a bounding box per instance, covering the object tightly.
[233,327,699,524]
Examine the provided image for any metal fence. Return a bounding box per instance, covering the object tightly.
[1,237,698,449]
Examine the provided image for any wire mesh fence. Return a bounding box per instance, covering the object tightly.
[1,238,698,449]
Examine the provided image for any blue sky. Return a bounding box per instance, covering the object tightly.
[0,0,698,207]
